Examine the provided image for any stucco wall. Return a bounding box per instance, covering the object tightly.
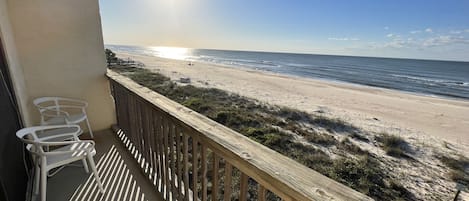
[4,0,115,131]
[0,0,32,125]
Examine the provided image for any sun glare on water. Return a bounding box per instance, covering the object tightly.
[150,46,191,60]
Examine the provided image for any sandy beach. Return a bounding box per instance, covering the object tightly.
[117,52,469,146]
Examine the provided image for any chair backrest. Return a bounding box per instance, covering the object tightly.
[16,125,81,155]
[33,97,60,115]
[33,97,88,111]
[33,97,58,107]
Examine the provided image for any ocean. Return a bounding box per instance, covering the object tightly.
[106,45,469,100]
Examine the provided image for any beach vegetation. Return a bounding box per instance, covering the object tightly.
[438,155,469,185]
[303,131,337,146]
[349,132,370,142]
[338,138,367,155]
[112,66,414,200]
[376,133,409,158]
[327,156,415,200]
[105,48,118,66]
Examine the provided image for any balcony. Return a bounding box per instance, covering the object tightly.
[45,70,372,201]
[44,129,163,201]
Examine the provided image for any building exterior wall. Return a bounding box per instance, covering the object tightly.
[2,0,115,131]
[0,0,32,125]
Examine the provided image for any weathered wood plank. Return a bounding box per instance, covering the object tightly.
[201,145,208,201]
[163,117,171,200]
[258,185,267,201]
[152,110,161,189]
[146,104,154,178]
[183,134,190,201]
[142,103,151,175]
[212,154,219,201]
[223,162,232,201]
[169,119,177,199]
[176,125,183,201]
[240,173,248,201]
[192,138,199,201]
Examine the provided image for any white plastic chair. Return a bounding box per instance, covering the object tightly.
[33,97,94,138]
[16,125,104,201]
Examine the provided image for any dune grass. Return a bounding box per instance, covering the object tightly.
[438,155,469,186]
[376,133,410,158]
[112,66,414,200]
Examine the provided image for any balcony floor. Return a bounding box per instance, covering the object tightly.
[40,129,164,201]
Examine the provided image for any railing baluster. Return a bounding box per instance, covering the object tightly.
[143,104,150,175]
[201,145,208,201]
[134,97,141,158]
[163,117,171,200]
[158,112,164,193]
[176,126,183,201]
[258,185,267,201]
[223,162,232,201]
[240,173,248,201]
[127,95,135,153]
[192,138,199,200]
[169,120,178,199]
[183,134,190,201]
[212,154,220,201]
[146,105,153,177]
[143,103,153,177]
[152,111,161,190]
[134,97,141,159]
[148,108,157,183]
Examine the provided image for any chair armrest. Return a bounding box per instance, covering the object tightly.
[37,139,94,146]
[39,132,81,142]
[57,105,87,110]
[40,140,95,156]
[35,125,81,141]
[39,106,70,117]
[57,97,88,108]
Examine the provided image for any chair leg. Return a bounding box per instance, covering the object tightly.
[41,162,47,201]
[82,158,89,173]
[85,118,94,138]
[87,155,104,193]
[34,160,40,195]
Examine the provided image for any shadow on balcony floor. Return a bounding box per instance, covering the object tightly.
[42,129,164,201]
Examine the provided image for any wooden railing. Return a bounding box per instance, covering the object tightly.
[107,70,372,201]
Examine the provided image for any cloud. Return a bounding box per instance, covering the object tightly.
[383,37,414,48]
[425,28,433,33]
[386,33,401,38]
[378,34,469,49]
[328,37,359,41]
[450,30,462,34]
[422,35,469,47]
[410,30,421,34]
[465,29,469,33]
[384,26,389,30]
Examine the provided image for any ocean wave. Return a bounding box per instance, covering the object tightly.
[282,62,311,68]
[195,57,281,69]
[391,74,468,86]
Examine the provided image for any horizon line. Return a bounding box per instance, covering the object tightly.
[104,43,469,63]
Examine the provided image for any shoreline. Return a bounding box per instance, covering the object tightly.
[189,57,469,101]
[116,52,469,146]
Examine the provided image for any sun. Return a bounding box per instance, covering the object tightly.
[150,46,191,60]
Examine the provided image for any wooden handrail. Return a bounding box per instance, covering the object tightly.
[106,69,372,201]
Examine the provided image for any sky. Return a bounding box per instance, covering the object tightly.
[99,0,469,61]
